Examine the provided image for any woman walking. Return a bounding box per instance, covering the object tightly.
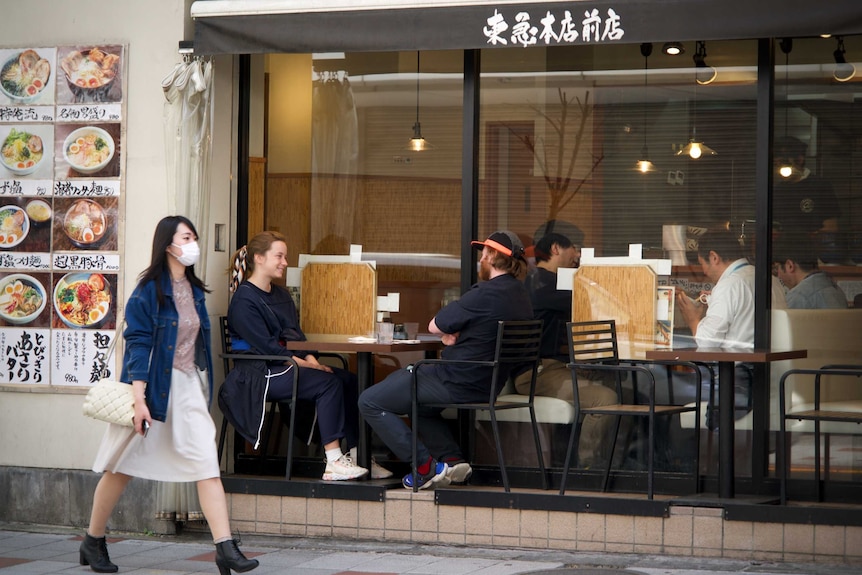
[80,216,257,575]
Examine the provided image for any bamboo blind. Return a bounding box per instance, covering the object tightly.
[300,262,377,335]
[572,265,658,359]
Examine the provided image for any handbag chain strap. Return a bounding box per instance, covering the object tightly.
[98,316,126,379]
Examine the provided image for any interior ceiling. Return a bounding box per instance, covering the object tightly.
[312,37,862,108]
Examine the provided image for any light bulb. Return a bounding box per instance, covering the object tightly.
[779,165,793,178]
[689,143,703,159]
[637,160,654,173]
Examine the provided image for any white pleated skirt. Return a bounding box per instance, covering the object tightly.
[91,368,220,482]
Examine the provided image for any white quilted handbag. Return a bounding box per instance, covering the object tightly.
[82,326,135,427]
[82,378,135,427]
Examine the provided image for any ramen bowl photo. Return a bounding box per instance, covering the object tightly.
[0,49,51,104]
[0,274,46,325]
[54,272,111,328]
[60,47,119,103]
[62,126,114,174]
[0,205,30,248]
[63,198,106,247]
[1,128,45,176]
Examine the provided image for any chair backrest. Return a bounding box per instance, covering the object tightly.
[491,319,543,399]
[219,316,232,374]
[567,320,620,364]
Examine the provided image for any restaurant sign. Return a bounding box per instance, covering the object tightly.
[483,7,624,47]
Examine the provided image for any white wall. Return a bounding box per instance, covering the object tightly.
[0,0,235,469]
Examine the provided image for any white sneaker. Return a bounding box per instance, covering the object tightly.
[446,462,473,484]
[371,458,393,479]
[322,454,368,481]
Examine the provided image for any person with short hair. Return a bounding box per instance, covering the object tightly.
[773,233,848,309]
[358,231,533,490]
[671,228,787,417]
[514,232,616,465]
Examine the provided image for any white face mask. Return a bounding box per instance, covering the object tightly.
[171,240,200,267]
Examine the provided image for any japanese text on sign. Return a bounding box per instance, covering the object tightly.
[484,7,624,47]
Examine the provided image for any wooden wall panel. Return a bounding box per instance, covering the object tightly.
[265,174,311,266]
[248,157,267,237]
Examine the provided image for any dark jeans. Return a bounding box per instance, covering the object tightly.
[266,364,359,448]
[358,366,468,465]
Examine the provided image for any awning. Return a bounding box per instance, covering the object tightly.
[192,0,862,55]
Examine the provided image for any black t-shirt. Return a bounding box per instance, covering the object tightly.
[524,267,570,362]
[432,273,533,402]
[774,174,839,234]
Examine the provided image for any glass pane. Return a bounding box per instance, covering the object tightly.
[770,35,862,487]
[478,41,760,479]
[263,51,463,326]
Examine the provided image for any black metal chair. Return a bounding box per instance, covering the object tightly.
[409,319,547,492]
[216,316,346,479]
[560,320,702,499]
[778,364,862,504]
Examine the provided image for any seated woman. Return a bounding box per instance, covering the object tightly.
[227,231,390,480]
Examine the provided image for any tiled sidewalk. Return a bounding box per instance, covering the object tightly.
[0,527,857,575]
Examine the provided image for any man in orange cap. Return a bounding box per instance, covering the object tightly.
[359,231,533,490]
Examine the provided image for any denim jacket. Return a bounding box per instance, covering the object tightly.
[120,273,213,422]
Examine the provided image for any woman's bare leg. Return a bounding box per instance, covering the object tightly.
[87,472,133,536]
[197,477,231,541]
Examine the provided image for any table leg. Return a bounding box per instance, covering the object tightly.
[356,351,373,470]
[718,360,735,498]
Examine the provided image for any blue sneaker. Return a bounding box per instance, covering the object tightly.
[402,460,448,490]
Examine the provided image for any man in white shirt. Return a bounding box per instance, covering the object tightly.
[678,229,787,348]
[671,229,786,424]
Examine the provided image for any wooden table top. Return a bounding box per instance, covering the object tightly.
[284,334,443,354]
[644,347,807,363]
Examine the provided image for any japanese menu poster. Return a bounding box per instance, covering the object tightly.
[0,45,124,387]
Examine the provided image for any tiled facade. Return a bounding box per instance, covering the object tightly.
[226,491,862,564]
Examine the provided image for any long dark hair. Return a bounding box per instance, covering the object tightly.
[138,215,209,306]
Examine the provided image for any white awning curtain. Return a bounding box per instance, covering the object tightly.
[191,0,862,55]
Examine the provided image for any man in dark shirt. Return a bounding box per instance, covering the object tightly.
[773,136,840,236]
[359,231,533,490]
[514,233,615,465]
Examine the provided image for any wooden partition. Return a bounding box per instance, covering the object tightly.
[572,264,658,359]
[300,262,377,335]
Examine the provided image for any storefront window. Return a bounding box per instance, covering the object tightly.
[262,50,464,324]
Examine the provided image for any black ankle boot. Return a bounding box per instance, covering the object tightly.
[215,539,259,574]
[79,533,118,573]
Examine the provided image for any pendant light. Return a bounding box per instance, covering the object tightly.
[778,38,794,179]
[405,51,434,151]
[677,41,716,159]
[635,43,655,173]
[833,36,856,83]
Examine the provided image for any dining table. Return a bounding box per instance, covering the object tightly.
[644,346,807,499]
[285,334,443,470]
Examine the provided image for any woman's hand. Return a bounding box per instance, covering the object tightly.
[294,354,333,373]
[132,380,151,436]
